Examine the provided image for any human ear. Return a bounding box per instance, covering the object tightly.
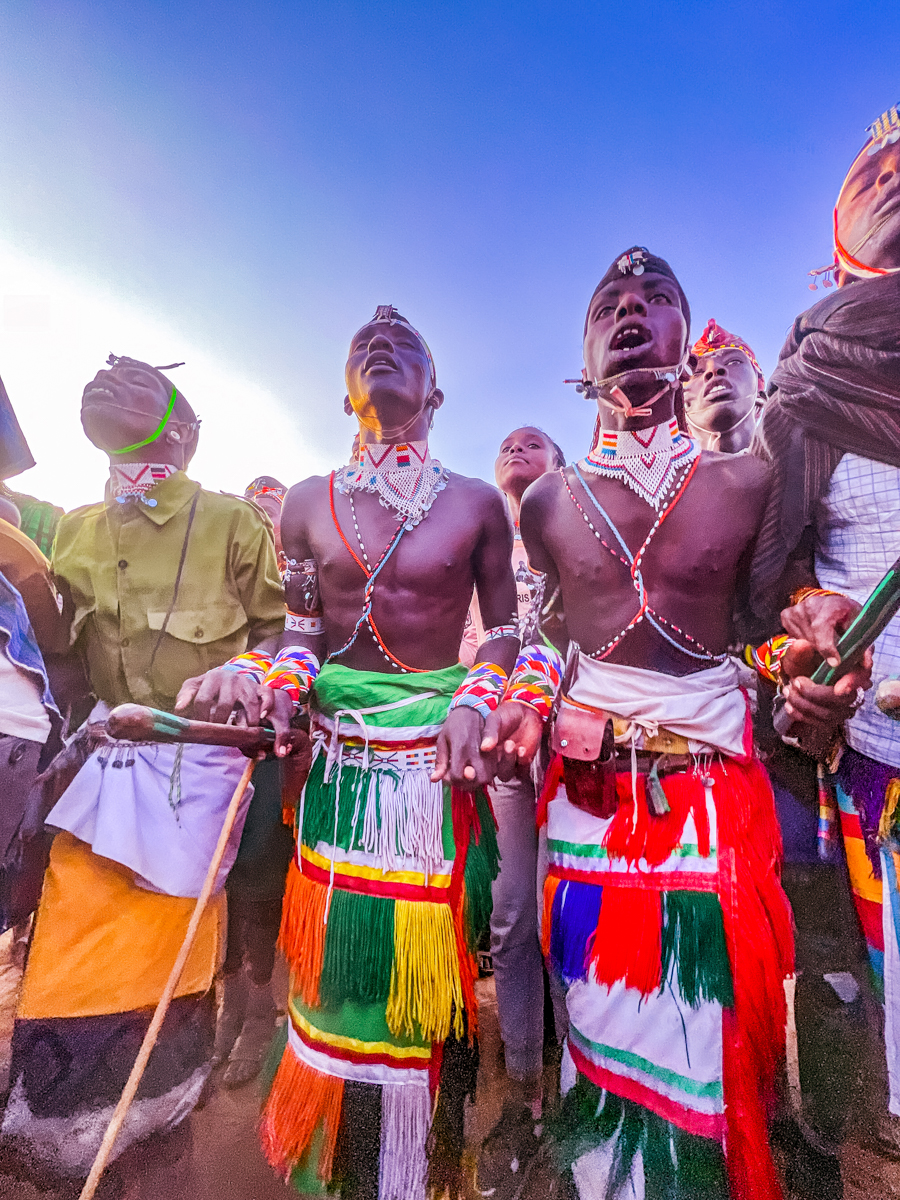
[427,388,445,413]
[343,395,353,416]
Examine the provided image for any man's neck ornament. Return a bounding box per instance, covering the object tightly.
[334,439,449,530]
[579,417,699,510]
[109,462,177,506]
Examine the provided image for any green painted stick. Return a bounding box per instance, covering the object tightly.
[78,755,256,1200]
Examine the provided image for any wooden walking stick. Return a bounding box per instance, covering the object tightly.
[78,755,256,1200]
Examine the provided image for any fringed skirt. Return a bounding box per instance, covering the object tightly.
[261,663,498,1199]
[542,756,793,1200]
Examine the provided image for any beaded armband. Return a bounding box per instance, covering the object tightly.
[262,646,321,706]
[221,650,274,683]
[483,623,519,641]
[745,634,795,685]
[449,662,509,720]
[285,610,324,634]
[790,586,844,607]
[504,643,564,721]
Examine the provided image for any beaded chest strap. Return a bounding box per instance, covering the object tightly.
[333,440,449,531]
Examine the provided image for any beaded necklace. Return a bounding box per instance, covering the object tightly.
[563,459,726,664]
[579,417,698,511]
[334,439,449,531]
[109,462,177,505]
[327,472,424,673]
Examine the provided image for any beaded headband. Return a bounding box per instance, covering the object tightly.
[691,319,765,396]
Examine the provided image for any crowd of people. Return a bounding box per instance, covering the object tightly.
[0,99,897,1200]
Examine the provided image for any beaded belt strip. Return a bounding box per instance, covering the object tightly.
[328,737,437,772]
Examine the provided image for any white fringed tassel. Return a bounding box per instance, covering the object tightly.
[360,769,445,877]
[378,1081,431,1200]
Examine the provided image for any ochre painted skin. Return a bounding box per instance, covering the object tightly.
[523,269,771,677]
[836,137,900,278]
[683,346,759,453]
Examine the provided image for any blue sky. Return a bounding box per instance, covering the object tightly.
[0,1,894,506]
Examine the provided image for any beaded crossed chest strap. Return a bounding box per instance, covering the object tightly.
[563,458,726,664]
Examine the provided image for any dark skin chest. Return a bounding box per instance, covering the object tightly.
[523,452,769,675]
[281,471,516,672]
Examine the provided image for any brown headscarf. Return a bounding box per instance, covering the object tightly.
[749,273,900,627]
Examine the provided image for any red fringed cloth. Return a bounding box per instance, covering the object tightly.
[543,755,793,1200]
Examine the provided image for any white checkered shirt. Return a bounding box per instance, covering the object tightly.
[816,453,900,768]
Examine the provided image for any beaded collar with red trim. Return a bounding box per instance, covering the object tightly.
[334,439,449,531]
[579,417,699,511]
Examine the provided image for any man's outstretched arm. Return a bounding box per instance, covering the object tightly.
[433,484,519,788]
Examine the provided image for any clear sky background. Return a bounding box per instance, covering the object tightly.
[0,1,894,509]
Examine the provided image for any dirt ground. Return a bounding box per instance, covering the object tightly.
[0,931,898,1198]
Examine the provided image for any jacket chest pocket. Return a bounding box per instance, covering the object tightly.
[147,606,248,645]
[146,605,249,700]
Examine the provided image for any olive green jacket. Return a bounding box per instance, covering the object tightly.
[52,471,284,712]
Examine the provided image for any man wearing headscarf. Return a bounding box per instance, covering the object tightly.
[683,319,765,453]
[751,102,900,1163]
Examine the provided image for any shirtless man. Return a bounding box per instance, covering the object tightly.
[683,318,765,453]
[178,306,519,1199]
[491,247,865,1200]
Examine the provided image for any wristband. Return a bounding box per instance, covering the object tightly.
[285,610,324,634]
[449,662,508,720]
[221,650,273,683]
[790,586,844,607]
[505,643,564,721]
[262,646,321,706]
[746,634,795,685]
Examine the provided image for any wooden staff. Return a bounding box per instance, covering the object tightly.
[78,755,256,1200]
[106,702,308,752]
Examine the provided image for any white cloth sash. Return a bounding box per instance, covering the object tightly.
[46,702,254,898]
[569,653,750,759]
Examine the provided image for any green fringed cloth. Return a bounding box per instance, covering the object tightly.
[541,746,793,1200]
[260,663,498,1199]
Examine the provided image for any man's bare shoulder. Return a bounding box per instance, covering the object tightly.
[520,468,565,516]
[699,448,771,494]
[443,471,508,514]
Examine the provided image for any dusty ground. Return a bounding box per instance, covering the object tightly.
[0,932,898,1198]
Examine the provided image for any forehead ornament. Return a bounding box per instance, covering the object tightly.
[617,249,648,276]
[866,104,900,156]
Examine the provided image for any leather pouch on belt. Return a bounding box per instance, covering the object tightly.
[552,704,618,819]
